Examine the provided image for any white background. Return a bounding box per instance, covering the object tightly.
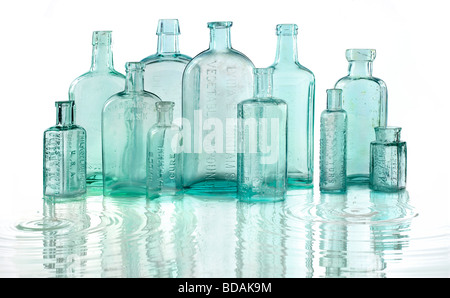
[0,0,448,226]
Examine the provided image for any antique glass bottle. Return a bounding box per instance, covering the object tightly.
[237,68,287,202]
[141,19,192,122]
[319,89,347,193]
[335,49,387,184]
[43,101,86,198]
[182,21,254,194]
[102,62,161,197]
[369,127,407,192]
[270,24,315,188]
[68,31,125,187]
[146,101,183,199]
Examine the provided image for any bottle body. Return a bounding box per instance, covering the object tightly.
[102,63,161,197]
[369,127,406,192]
[182,22,254,193]
[146,102,183,199]
[43,102,86,198]
[68,31,125,187]
[335,49,387,184]
[319,89,347,193]
[270,24,315,188]
[141,19,191,122]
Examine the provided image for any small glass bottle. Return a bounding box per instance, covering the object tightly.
[141,19,192,122]
[237,68,287,202]
[335,49,387,184]
[270,24,315,188]
[369,127,407,192]
[182,21,255,194]
[319,89,347,193]
[43,101,86,198]
[68,31,125,187]
[146,101,183,199]
[102,62,161,197]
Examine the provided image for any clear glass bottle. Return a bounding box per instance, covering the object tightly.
[146,101,183,199]
[141,19,192,122]
[369,127,407,192]
[237,68,287,202]
[270,24,315,188]
[102,62,161,197]
[182,21,255,194]
[43,101,86,198]
[335,49,388,184]
[319,89,347,193]
[68,31,125,187]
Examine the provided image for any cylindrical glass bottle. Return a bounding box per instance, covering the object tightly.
[43,101,86,198]
[237,68,287,202]
[369,126,407,192]
[146,101,183,199]
[319,89,347,193]
[182,21,254,194]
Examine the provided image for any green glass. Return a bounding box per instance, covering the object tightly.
[369,127,407,192]
[141,19,192,122]
[68,31,125,187]
[102,62,161,197]
[335,49,387,184]
[319,89,347,193]
[182,21,254,194]
[146,101,183,199]
[237,68,287,202]
[43,101,86,198]
[270,24,315,188]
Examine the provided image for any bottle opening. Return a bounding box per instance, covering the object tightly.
[156,101,175,111]
[374,126,402,143]
[207,21,233,29]
[92,31,112,45]
[125,62,145,71]
[346,49,376,61]
[157,19,180,35]
[276,24,298,36]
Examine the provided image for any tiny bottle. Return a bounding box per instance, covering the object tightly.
[369,126,407,192]
[141,19,192,122]
[147,101,183,199]
[237,68,287,202]
[270,24,315,188]
[319,89,347,193]
[43,101,86,198]
[68,31,125,188]
[182,21,255,193]
[335,49,387,184]
[102,62,161,197]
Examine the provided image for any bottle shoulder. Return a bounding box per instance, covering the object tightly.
[141,53,192,65]
[320,109,348,118]
[103,91,161,109]
[239,97,287,107]
[69,70,125,90]
[335,75,386,88]
[185,48,254,70]
[45,124,86,133]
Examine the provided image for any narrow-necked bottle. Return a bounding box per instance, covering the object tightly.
[102,62,161,197]
[270,24,315,188]
[237,68,287,202]
[369,126,406,192]
[182,21,254,194]
[43,101,86,198]
[335,49,387,184]
[141,19,191,122]
[68,31,125,188]
[147,101,183,199]
[319,89,347,193]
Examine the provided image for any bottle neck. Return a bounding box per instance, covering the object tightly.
[348,61,373,77]
[56,102,74,127]
[326,89,343,110]
[90,43,114,72]
[157,34,180,54]
[254,70,273,99]
[157,109,174,126]
[124,68,145,93]
[274,33,298,64]
[375,127,401,143]
[209,27,231,50]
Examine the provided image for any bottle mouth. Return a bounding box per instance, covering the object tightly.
[157,19,180,35]
[207,21,233,29]
[156,101,175,111]
[346,49,376,61]
[276,24,298,36]
[125,62,145,71]
[92,31,112,45]
[374,126,402,142]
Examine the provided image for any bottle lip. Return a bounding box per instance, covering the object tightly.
[157,19,180,35]
[276,24,298,36]
[125,62,145,71]
[253,67,274,75]
[374,126,402,142]
[346,49,376,61]
[156,101,175,110]
[207,21,233,29]
[55,101,74,107]
[92,31,112,45]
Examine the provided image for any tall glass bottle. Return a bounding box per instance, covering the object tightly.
[141,19,192,122]
[335,49,387,184]
[43,101,86,198]
[102,62,161,197]
[369,127,407,192]
[319,89,347,193]
[146,101,183,199]
[68,31,125,187]
[237,68,287,202]
[182,21,255,194]
[270,24,315,188]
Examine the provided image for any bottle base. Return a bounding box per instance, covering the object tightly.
[347,174,369,185]
[287,177,313,189]
[86,173,103,187]
[103,180,147,198]
[183,180,237,195]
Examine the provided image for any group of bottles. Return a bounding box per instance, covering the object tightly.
[43,19,407,202]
